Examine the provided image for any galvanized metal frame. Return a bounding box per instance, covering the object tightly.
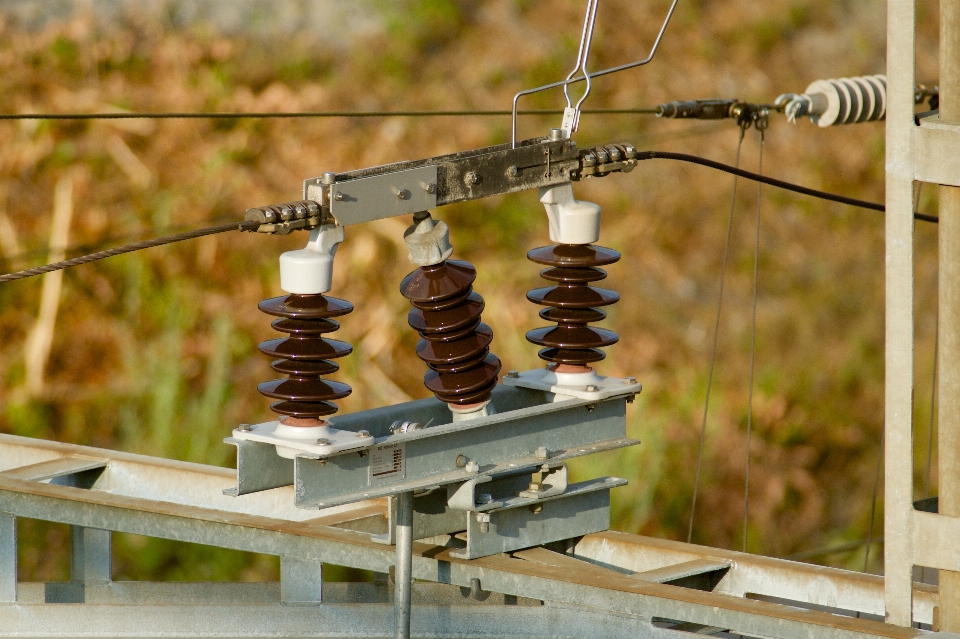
[0,433,953,638]
[884,0,960,627]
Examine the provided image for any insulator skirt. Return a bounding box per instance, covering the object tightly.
[401,260,501,405]
[257,293,353,420]
[526,244,620,366]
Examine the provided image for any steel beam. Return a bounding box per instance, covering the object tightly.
[280,555,323,605]
[0,513,14,604]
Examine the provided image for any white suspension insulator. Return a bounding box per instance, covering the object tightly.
[776,74,887,127]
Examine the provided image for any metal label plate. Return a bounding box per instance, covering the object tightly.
[368,442,405,485]
[330,166,438,225]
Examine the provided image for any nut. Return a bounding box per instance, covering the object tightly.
[535,446,549,460]
[585,384,599,392]
[465,460,480,474]
[506,370,520,379]
[316,438,331,446]
[477,493,494,505]
[238,423,252,432]
[476,513,491,533]
[356,430,372,438]
[624,376,637,384]
[528,482,543,492]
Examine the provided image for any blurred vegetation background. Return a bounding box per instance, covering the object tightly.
[0,0,944,584]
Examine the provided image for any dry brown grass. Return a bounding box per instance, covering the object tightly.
[0,0,943,581]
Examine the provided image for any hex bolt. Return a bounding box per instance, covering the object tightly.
[528,482,543,492]
[535,446,549,460]
[464,171,480,185]
[506,370,520,379]
[585,384,599,392]
[395,188,409,199]
[465,460,480,474]
[321,171,336,185]
[476,513,491,533]
[316,438,331,446]
[424,183,436,194]
[477,493,494,505]
[624,376,637,384]
[334,192,344,201]
[455,454,467,468]
[356,430,372,438]
[238,423,252,432]
[586,404,596,412]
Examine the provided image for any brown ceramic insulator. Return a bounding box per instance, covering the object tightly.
[257,293,353,420]
[526,244,620,366]
[400,260,501,405]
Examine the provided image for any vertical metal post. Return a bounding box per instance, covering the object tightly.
[938,0,960,630]
[0,513,14,604]
[70,526,112,583]
[884,0,917,627]
[395,491,413,639]
[280,556,323,605]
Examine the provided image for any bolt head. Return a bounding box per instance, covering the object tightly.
[316,438,331,446]
[356,430,371,438]
[238,423,252,432]
[424,183,436,194]
[465,171,480,185]
[455,454,467,468]
[395,188,409,199]
[624,376,637,384]
[506,370,520,379]
[506,165,519,177]
[334,192,344,201]
[465,460,480,474]
[528,482,543,492]
[585,384,599,392]
[535,446,549,459]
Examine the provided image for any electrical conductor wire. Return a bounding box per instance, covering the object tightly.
[688,127,746,544]
[0,220,258,283]
[743,130,764,553]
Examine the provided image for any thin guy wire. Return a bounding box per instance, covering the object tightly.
[743,130,764,554]
[688,126,746,544]
[926,319,938,499]
[863,429,884,574]
[0,108,659,121]
[0,220,258,283]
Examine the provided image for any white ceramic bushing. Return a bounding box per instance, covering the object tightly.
[279,224,344,294]
[539,183,601,245]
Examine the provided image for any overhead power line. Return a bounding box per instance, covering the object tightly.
[0,108,659,121]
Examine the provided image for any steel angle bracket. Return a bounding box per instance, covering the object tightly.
[291,385,638,509]
[303,136,581,226]
[452,477,625,559]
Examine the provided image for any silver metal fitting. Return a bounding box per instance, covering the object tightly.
[476,513,491,533]
[585,385,599,392]
[321,171,336,185]
[316,438,331,446]
[477,493,494,505]
[465,460,480,474]
[356,430,372,438]
[238,423,252,432]
[506,370,520,379]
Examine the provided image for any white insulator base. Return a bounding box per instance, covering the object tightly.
[232,420,373,458]
[539,183,601,245]
[502,367,641,402]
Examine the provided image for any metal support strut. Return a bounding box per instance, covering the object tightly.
[394,491,413,639]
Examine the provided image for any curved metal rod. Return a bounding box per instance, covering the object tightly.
[563,0,601,111]
[511,0,680,147]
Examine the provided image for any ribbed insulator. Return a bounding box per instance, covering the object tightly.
[526,244,620,365]
[257,293,353,419]
[400,259,501,405]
